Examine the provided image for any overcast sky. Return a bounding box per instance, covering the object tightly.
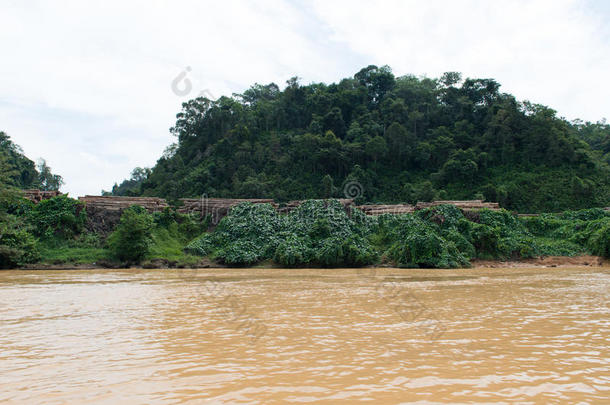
[1,0,608,197]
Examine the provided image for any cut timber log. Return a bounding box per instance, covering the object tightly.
[22,189,63,203]
[415,200,500,211]
[78,196,170,235]
[356,204,414,215]
[78,196,169,212]
[354,200,500,216]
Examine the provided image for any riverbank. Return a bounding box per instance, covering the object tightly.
[471,255,607,268]
[3,196,609,270]
[16,255,608,270]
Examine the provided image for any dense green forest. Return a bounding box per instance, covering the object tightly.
[0,131,63,191]
[111,66,610,213]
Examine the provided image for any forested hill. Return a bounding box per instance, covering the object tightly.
[112,65,610,213]
[0,132,63,191]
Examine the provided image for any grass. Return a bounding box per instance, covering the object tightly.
[38,245,109,264]
[145,226,202,266]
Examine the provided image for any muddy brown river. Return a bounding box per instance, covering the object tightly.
[1,267,609,404]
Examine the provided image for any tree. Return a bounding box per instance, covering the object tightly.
[365,136,388,164]
[106,206,154,263]
[37,159,63,191]
[0,131,38,188]
[0,152,39,268]
[321,174,337,198]
[385,122,413,163]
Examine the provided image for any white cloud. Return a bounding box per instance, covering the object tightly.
[0,0,607,196]
[309,0,610,120]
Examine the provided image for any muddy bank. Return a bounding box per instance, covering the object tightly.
[20,258,224,271]
[15,255,608,270]
[471,255,606,268]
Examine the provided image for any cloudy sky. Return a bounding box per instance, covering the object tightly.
[1,0,608,196]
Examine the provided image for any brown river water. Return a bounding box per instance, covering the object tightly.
[1,267,609,404]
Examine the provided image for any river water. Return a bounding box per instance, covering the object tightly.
[1,267,609,404]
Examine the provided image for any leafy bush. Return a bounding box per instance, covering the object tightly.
[560,208,610,222]
[274,235,313,266]
[184,233,214,256]
[187,200,377,267]
[106,206,154,263]
[586,218,610,257]
[27,195,85,239]
[0,216,39,268]
[381,214,470,268]
[278,200,377,267]
[182,203,610,268]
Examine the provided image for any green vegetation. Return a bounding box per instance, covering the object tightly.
[107,206,155,263]
[111,66,610,213]
[184,201,610,268]
[0,191,608,269]
[1,131,63,190]
[2,65,610,269]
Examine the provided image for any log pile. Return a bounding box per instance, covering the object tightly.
[353,200,500,216]
[356,204,414,215]
[78,196,169,212]
[22,189,63,203]
[415,200,501,211]
[78,196,170,235]
[178,198,277,224]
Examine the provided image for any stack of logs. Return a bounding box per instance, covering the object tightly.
[178,198,277,224]
[414,200,500,211]
[78,196,169,212]
[73,195,505,233]
[78,196,170,235]
[356,204,414,216]
[22,189,63,203]
[355,200,500,216]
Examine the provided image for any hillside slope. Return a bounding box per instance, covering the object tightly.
[112,66,610,212]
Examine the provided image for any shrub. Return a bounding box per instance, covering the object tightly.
[106,206,154,263]
[27,195,85,239]
[385,217,469,268]
[274,235,313,266]
[587,218,610,257]
[279,200,377,267]
[184,233,214,256]
[0,216,39,268]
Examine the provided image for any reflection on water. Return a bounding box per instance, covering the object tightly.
[1,267,609,404]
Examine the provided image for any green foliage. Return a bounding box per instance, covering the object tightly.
[184,233,214,256]
[0,215,40,268]
[27,195,86,239]
[385,216,470,268]
[111,67,609,213]
[187,200,377,267]
[587,219,610,257]
[146,216,203,265]
[36,159,63,191]
[106,206,154,263]
[0,131,38,189]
